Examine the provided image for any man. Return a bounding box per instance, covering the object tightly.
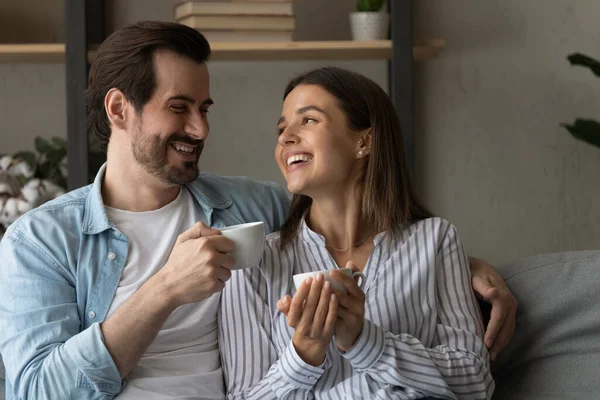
[0,21,515,399]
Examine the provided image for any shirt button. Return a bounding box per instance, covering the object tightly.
[308,376,316,381]
[88,311,96,319]
[107,252,116,260]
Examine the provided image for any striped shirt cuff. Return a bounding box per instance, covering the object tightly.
[277,339,326,390]
[341,318,386,371]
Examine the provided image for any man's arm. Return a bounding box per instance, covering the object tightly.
[101,222,235,378]
[0,222,234,398]
[469,257,518,360]
[0,230,123,399]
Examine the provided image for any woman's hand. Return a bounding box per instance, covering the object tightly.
[469,257,518,360]
[330,261,366,352]
[282,274,338,366]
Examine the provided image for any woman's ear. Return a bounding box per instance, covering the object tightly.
[104,88,129,131]
[356,129,372,158]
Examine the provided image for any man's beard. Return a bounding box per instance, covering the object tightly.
[132,127,203,185]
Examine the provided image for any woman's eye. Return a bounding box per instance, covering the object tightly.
[303,117,317,124]
[277,127,285,136]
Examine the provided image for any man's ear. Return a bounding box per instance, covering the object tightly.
[105,88,130,131]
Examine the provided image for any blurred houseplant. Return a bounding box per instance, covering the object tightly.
[562,53,600,148]
[0,136,66,235]
[350,0,388,41]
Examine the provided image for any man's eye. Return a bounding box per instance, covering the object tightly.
[200,109,210,114]
[303,117,317,124]
[277,127,285,136]
[170,105,186,113]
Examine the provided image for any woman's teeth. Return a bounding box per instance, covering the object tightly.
[286,154,313,166]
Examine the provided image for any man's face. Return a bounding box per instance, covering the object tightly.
[131,50,212,185]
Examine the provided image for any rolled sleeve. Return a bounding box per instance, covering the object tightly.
[67,323,124,394]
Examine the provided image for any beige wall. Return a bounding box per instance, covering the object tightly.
[415,0,600,262]
[0,0,598,263]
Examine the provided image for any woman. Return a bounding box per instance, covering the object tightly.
[220,67,494,399]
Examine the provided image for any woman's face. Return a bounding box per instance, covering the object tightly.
[275,84,364,197]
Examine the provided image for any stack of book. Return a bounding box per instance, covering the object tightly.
[174,0,295,42]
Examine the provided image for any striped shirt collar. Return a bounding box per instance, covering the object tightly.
[298,215,388,249]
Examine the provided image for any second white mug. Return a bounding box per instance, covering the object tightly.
[292,268,365,294]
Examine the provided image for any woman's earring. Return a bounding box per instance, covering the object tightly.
[358,150,364,156]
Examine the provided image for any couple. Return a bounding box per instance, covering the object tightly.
[0,21,512,399]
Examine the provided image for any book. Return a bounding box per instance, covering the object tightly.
[175,1,293,20]
[198,30,293,42]
[178,15,295,31]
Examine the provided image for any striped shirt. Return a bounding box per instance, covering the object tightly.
[220,217,494,399]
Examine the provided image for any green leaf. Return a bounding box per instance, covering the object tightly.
[567,53,600,78]
[12,151,37,169]
[356,0,385,12]
[36,161,52,179]
[51,137,66,148]
[562,119,600,148]
[46,148,67,164]
[35,137,51,153]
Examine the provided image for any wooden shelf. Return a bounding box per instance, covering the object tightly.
[0,44,66,63]
[208,39,445,61]
[0,40,445,63]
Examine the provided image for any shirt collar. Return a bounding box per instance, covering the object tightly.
[82,164,233,235]
[82,163,115,235]
[298,215,387,248]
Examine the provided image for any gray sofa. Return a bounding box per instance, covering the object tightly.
[492,250,600,399]
[1,250,599,399]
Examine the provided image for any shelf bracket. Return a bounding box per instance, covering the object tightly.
[389,0,415,176]
[65,0,105,190]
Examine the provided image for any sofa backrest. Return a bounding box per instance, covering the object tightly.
[492,251,600,400]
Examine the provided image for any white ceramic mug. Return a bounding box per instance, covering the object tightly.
[219,221,265,269]
[293,268,365,294]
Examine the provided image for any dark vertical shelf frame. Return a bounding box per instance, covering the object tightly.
[65,0,105,190]
[389,0,415,175]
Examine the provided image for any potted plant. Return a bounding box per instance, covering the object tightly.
[0,136,67,236]
[350,0,389,41]
[562,53,600,148]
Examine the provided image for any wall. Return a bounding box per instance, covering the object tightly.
[415,0,600,263]
[0,0,65,155]
[0,0,598,263]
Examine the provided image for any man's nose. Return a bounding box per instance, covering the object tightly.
[186,112,209,140]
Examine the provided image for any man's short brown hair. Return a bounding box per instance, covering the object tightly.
[86,21,211,152]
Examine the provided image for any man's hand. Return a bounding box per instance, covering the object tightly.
[156,222,236,307]
[103,222,235,379]
[469,257,518,360]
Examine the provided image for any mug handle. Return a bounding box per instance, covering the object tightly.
[352,271,366,289]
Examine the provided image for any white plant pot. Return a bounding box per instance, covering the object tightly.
[350,11,389,41]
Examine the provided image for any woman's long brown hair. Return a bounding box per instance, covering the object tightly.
[279,67,433,249]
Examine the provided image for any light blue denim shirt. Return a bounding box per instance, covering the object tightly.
[0,165,289,400]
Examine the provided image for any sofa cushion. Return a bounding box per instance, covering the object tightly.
[491,251,600,400]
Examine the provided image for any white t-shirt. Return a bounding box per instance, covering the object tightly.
[105,187,224,399]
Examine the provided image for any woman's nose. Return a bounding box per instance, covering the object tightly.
[278,126,298,146]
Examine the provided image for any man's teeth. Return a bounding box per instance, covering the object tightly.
[286,154,313,166]
[173,144,194,154]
